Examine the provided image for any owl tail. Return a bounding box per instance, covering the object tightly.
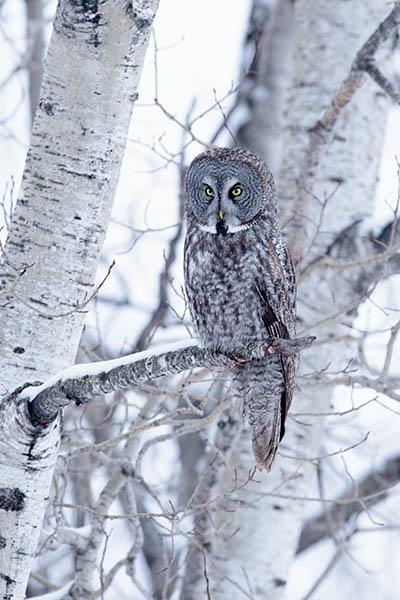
[234,357,285,470]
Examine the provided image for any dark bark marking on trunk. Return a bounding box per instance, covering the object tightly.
[1,572,15,600]
[56,0,102,47]
[129,91,139,103]
[273,578,286,587]
[24,425,51,468]
[124,0,133,18]
[28,297,48,307]
[0,488,26,512]
[59,168,95,180]
[133,11,153,30]
[39,101,56,116]
[0,536,6,548]
[79,0,99,11]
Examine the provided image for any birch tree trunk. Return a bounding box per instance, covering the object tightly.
[180,2,391,598]
[0,1,159,598]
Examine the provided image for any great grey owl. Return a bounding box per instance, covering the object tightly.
[184,147,297,469]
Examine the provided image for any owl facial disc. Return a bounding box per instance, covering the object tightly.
[185,150,269,236]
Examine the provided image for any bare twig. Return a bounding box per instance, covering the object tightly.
[12,261,116,320]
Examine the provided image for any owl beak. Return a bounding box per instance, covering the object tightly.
[216,210,228,235]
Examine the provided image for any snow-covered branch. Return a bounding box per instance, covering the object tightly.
[23,336,314,425]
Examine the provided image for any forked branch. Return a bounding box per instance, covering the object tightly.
[289,1,400,263]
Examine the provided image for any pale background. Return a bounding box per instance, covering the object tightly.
[1,1,400,598]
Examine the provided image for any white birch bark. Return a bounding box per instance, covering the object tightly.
[181,2,391,598]
[0,1,159,598]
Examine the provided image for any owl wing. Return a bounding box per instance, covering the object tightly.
[255,242,297,440]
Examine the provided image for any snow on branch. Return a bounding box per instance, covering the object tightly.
[20,336,315,426]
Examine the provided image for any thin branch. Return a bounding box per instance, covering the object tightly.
[378,318,400,381]
[11,260,116,320]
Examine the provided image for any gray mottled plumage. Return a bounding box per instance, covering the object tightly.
[184,147,297,469]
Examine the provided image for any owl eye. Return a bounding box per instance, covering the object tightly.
[229,185,243,199]
[204,185,215,199]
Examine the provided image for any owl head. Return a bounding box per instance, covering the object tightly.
[184,147,276,235]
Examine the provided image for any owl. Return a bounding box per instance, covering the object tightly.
[183,147,296,469]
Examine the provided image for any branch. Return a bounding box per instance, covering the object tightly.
[20,336,315,426]
[297,454,400,554]
[289,1,400,263]
[133,220,183,350]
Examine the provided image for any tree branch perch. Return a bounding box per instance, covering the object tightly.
[19,336,315,426]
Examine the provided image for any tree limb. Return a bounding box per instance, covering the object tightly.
[297,454,400,554]
[22,336,315,425]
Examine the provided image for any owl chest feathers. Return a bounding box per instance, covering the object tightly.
[184,222,279,349]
